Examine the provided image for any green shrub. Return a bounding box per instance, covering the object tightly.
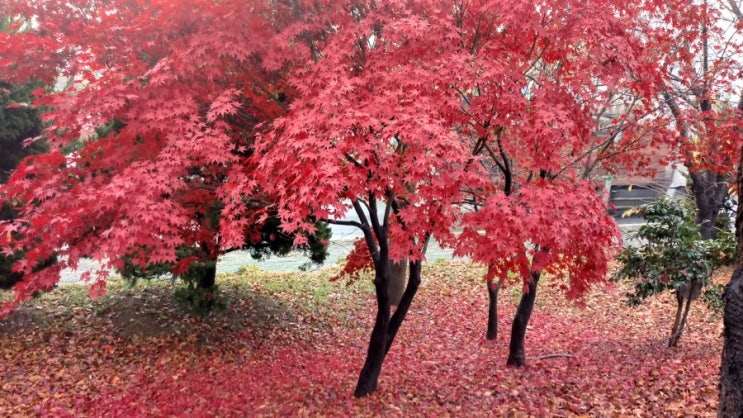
[613,197,734,306]
[613,197,735,346]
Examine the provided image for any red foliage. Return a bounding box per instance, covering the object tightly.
[1,0,738,308]
[0,0,741,402]
[457,180,621,300]
[331,238,373,283]
[0,0,304,314]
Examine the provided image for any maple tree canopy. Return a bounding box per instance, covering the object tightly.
[0,0,320,314]
[0,0,740,312]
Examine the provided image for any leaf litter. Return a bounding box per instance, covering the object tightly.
[0,262,726,416]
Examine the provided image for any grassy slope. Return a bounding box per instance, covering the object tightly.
[0,262,725,417]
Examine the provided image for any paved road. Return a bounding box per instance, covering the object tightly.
[58,220,641,283]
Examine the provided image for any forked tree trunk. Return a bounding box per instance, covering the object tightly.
[670,280,702,347]
[486,279,502,340]
[719,267,743,416]
[507,271,541,367]
[354,260,422,397]
[669,279,697,347]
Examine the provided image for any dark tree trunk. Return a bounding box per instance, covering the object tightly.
[719,141,743,416]
[196,262,217,289]
[385,260,421,353]
[689,170,729,240]
[507,271,541,367]
[667,171,727,346]
[719,267,743,417]
[194,241,217,290]
[354,265,391,397]
[669,279,697,347]
[486,279,502,340]
[354,260,422,397]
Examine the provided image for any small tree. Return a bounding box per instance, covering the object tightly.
[613,197,734,347]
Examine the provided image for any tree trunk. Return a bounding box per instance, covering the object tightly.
[719,267,743,416]
[388,259,407,306]
[196,261,217,289]
[385,260,421,353]
[194,241,217,290]
[689,170,729,240]
[719,139,743,416]
[507,271,541,367]
[354,264,391,397]
[669,279,696,347]
[354,259,421,397]
[486,279,502,340]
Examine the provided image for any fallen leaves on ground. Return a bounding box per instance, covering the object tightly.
[0,262,727,417]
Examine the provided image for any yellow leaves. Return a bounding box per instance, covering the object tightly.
[621,206,641,218]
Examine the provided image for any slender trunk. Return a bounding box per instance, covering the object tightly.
[354,263,391,397]
[670,297,683,339]
[486,279,502,340]
[385,260,421,354]
[669,280,696,347]
[195,241,217,290]
[196,261,217,289]
[354,259,422,397]
[719,267,743,416]
[507,271,541,367]
[671,281,702,345]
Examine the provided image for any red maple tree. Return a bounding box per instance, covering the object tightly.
[0,0,318,312]
[254,0,682,394]
[446,0,684,366]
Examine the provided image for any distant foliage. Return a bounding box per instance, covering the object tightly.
[0,81,48,289]
[0,81,46,183]
[613,197,735,306]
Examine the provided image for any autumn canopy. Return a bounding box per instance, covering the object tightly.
[0,0,741,403]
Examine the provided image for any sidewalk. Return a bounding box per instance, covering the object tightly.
[58,224,640,283]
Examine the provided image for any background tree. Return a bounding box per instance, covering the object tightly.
[658,0,743,322]
[0,80,48,289]
[447,0,679,366]
[614,197,734,346]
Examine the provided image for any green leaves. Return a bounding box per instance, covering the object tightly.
[613,197,735,306]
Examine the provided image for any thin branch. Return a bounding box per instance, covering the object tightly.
[344,152,363,168]
[352,199,379,266]
[727,0,743,19]
[325,219,363,228]
[368,192,384,241]
[529,353,575,360]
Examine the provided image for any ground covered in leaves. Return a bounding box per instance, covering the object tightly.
[0,262,726,417]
